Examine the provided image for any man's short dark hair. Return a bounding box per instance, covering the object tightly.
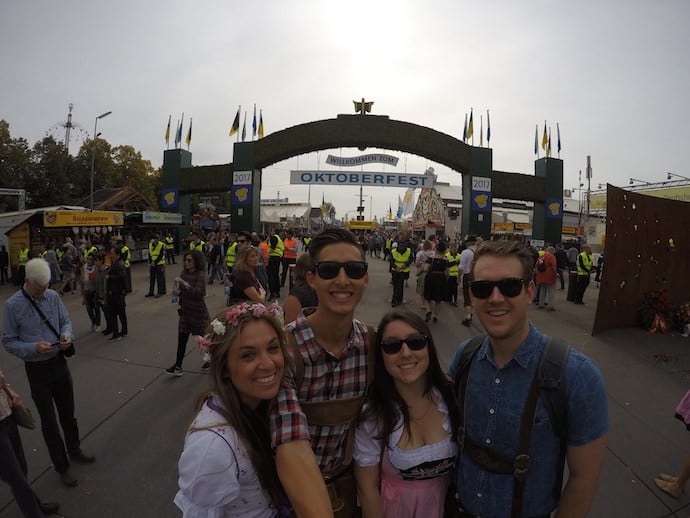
[309,228,364,262]
[471,239,534,282]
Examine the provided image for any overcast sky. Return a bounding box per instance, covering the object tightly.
[2,0,689,220]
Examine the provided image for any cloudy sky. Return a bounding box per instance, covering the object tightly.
[2,1,689,220]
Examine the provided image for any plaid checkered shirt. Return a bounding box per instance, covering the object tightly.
[270,312,369,472]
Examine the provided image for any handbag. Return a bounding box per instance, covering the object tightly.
[3,386,36,430]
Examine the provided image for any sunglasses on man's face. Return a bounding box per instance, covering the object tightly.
[237,239,247,244]
[470,277,526,299]
[312,261,368,280]
[380,333,428,355]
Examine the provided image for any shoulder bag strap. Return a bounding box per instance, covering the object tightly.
[21,288,60,340]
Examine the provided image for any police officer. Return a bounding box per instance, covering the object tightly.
[574,244,593,304]
[117,239,132,293]
[164,232,176,264]
[266,231,284,300]
[145,234,166,298]
[389,239,412,307]
[16,246,30,285]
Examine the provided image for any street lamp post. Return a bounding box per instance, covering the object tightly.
[667,172,690,181]
[90,110,112,211]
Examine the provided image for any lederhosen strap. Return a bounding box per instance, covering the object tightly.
[458,340,546,518]
[289,324,376,473]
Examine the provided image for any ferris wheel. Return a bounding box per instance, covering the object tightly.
[45,103,90,155]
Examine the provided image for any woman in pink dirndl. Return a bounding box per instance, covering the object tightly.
[354,309,460,518]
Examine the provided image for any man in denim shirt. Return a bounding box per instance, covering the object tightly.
[448,240,608,517]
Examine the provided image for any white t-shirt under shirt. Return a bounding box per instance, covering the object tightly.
[175,395,277,518]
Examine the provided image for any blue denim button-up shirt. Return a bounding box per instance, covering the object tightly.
[448,324,608,518]
[2,288,73,362]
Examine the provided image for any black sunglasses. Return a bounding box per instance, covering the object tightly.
[312,261,368,280]
[470,277,526,299]
[380,333,428,355]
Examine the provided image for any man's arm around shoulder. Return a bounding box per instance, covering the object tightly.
[276,440,333,518]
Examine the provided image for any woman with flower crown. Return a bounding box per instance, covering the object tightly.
[174,302,290,517]
[353,309,460,518]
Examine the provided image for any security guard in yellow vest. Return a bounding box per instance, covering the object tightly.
[117,239,132,293]
[145,234,166,298]
[574,245,593,304]
[446,243,462,306]
[384,237,393,261]
[83,244,97,260]
[17,246,30,285]
[302,235,312,252]
[266,232,284,300]
[390,239,412,306]
[188,232,205,252]
[164,233,176,264]
[225,240,238,272]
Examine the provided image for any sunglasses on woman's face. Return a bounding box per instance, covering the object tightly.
[312,261,368,280]
[470,277,526,299]
[380,333,428,355]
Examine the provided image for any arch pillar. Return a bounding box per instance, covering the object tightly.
[231,142,262,233]
[532,157,564,244]
[461,146,493,238]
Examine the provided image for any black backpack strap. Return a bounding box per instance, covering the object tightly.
[538,337,569,439]
[538,336,570,502]
[455,334,487,452]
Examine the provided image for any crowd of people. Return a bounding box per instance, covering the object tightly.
[169,228,610,518]
[1,226,617,517]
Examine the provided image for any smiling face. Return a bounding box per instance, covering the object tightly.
[228,319,285,409]
[307,242,368,317]
[380,319,429,389]
[471,254,534,349]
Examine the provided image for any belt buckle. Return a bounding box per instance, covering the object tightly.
[513,453,532,481]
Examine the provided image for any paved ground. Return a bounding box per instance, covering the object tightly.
[0,256,689,517]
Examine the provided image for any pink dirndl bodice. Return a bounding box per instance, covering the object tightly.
[379,449,451,518]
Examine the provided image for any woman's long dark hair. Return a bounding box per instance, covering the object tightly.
[360,309,461,450]
[192,307,289,509]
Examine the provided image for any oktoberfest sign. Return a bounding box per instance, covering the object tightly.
[290,170,433,188]
[325,153,399,167]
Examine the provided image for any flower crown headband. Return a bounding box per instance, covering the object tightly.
[195,302,283,353]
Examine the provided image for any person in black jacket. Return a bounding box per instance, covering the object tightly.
[105,245,128,342]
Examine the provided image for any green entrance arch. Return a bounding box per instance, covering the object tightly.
[162,112,564,243]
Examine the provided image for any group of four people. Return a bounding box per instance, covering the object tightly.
[175,228,609,518]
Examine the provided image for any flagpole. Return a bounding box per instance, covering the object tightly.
[480,114,483,147]
[237,105,241,143]
[486,109,490,148]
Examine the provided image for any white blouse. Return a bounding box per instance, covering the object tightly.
[174,395,277,518]
[354,388,457,473]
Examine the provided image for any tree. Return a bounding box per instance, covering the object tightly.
[0,120,34,211]
[0,119,161,211]
[111,145,158,207]
[29,136,73,207]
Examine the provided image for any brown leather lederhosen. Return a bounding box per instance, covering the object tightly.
[287,325,376,518]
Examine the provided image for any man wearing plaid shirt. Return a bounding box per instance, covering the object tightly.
[271,228,371,518]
